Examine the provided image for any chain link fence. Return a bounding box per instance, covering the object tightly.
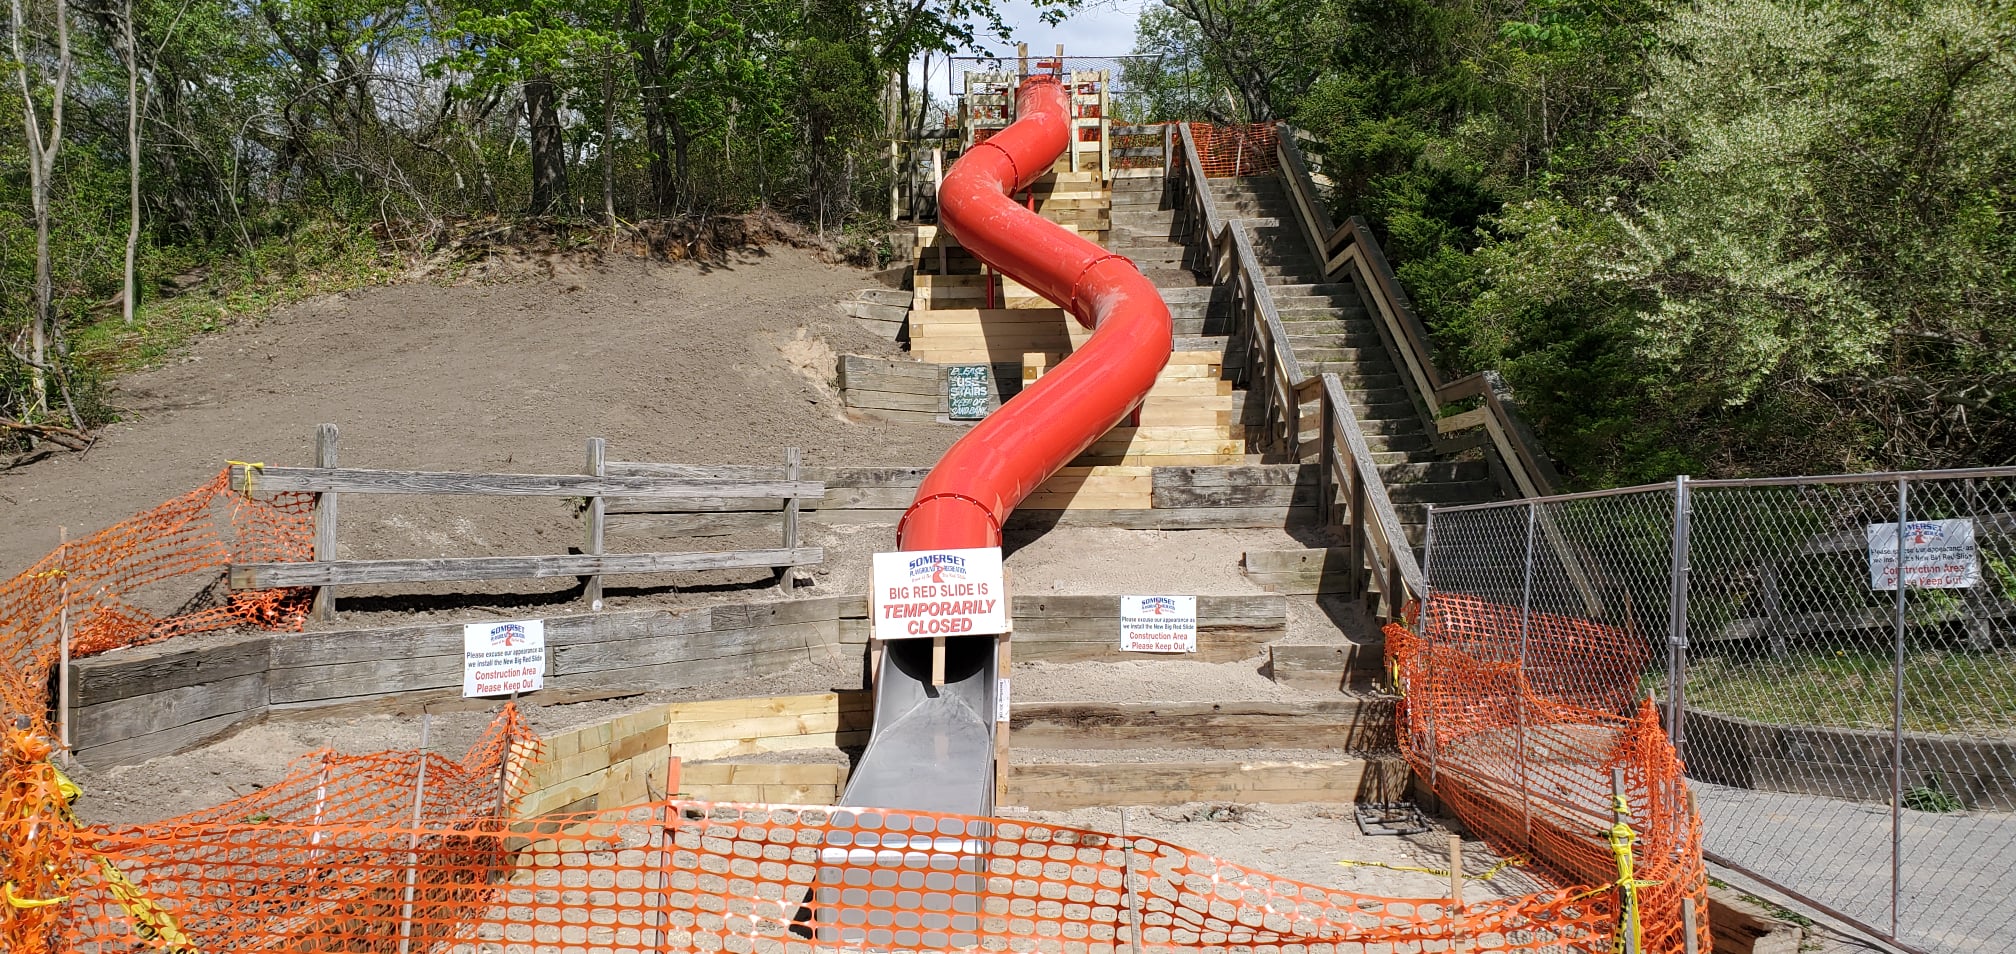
[1422,469,2016,954]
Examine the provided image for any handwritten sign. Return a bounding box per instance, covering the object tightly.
[1868,519,1978,590]
[1120,595,1198,653]
[463,620,547,697]
[945,364,995,420]
[871,548,1008,640]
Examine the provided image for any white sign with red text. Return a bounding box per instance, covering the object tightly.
[463,619,546,697]
[1868,519,1978,590]
[871,547,1008,640]
[1120,595,1198,653]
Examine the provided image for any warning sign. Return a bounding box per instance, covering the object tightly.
[1868,519,1978,590]
[870,547,1008,640]
[1120,595,1198,653]
[463,619,547,697]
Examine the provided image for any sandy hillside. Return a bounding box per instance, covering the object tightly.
[0,248,956,575]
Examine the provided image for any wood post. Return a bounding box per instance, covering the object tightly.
[1348,477,1369,598]
[930,636,946,686]
[780,447,800,591]
[313,423,339,621]
[57,526,70,757]
[1449,834,1463,911]
[584,437,607,610]
[1318,388,1336,526]
[995,632,1011,807]
[1017,43,1028,79]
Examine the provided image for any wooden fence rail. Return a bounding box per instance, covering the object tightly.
[1275,127,1562,498]
[1170,126,1428,619]
[228,428,824,618]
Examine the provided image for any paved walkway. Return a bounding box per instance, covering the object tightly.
[1695,783,2016,954]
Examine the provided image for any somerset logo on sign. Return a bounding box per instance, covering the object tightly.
[1120,595,1198,653]
[463,619,547,696]
[870,547,1008,640]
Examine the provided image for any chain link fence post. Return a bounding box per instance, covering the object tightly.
[1665,476,1693,760]
[1889,476,1909,941]
[1517,499,1538,849]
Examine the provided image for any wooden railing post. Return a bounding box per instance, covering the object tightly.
[584,437,606,611]
[1318,385,1335,525]
[780,447,801,591]
[1349,467,1369,598]
[312,423,339,621]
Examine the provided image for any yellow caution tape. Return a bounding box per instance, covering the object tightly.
[226,460,265,495]
[3,881,69,908]
[99,858,200,953]
[1608,820,1644,954]
[12,757,200,951]
[1337,855,1527,881]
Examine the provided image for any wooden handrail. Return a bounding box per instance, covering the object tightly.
[1273,123,1563,498]
[1166,123,1424,617]
[1302,374,1427,610]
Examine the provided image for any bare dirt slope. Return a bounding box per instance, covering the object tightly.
[0,248,954,576]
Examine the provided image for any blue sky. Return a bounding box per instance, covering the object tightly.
[911,0,1150,97]
[987,0,1147,56]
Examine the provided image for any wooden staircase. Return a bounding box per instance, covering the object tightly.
[1206,175,1501,541]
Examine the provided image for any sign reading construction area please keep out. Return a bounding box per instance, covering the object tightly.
[463,619,547,696]
[1120,595,1198,653]
[1867,518,1978,590]
[871,547,1008,640]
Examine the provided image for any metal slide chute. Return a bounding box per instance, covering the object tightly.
[842,75,1175,814]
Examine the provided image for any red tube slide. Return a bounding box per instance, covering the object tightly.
[897,76,1173,551]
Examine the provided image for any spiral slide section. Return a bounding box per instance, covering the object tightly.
[841,75,1175,814]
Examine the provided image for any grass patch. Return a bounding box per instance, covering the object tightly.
[1682,649,2016,735]
[73,222,395,377]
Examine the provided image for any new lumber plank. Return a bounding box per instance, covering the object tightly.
[230,547,824,589]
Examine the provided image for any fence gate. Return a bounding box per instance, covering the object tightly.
[1422,469,2016,954]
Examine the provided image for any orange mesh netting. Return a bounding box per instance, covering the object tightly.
[1387,594,1710,954]
[1189,123,1278,178]
[44,796,1615,954]
[3,706,540,954]
[0,468,314,728]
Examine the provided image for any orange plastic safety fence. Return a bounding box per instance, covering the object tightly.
[1387,594,1710,954]
[2,707,538,954]
[1189,123,1278,178]
[0,468,314,731]
[51,797,1614,954]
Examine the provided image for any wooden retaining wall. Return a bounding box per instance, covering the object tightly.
[513,691,1401,816]
[63,593,1291,768]
[64,598,842,768]
[519,692,870,814]
[609,463,1324,535]
[1676,705,2016,811]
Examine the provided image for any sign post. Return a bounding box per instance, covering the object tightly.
[463,620,547,697]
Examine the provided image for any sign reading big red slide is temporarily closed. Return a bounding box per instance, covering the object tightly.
[871,547,1008,640]
[463,619,547,697]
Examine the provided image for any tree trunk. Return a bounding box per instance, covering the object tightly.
[601,63,617,224]
[12,0,71,418]
[525,73,568,215]
[670,112,691,214]
[122,0,140,325]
